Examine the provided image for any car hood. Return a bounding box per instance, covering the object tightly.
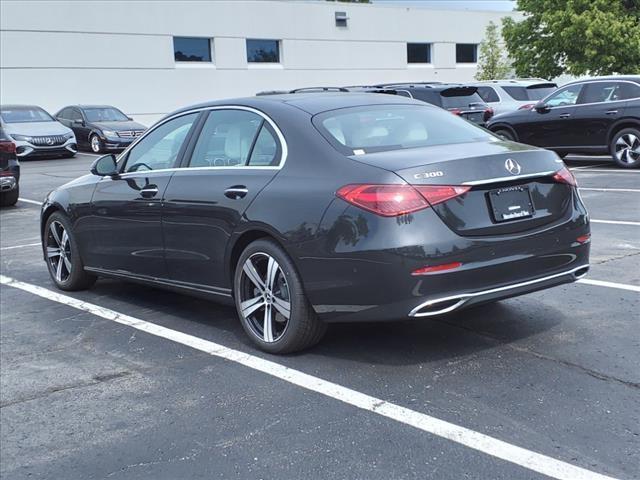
[91,120,146,131]
[3,121,72,136]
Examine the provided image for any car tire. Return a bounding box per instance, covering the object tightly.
[44,212,97,291]
[0,187,19,207]
[90,134,103,154]
[234,238,326,354]
[610,128,640,169]
[494,129,515,141]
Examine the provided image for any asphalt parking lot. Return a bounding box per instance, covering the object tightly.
[1,152,638,480]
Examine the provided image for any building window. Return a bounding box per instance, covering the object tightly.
[247,39,280,63]
[456,44,478,63]
[407,43,432,64]
[173,37,212,62]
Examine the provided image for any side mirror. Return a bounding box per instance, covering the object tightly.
[534,102,550,113]
[72,119,85,127]
[90,154,118,177]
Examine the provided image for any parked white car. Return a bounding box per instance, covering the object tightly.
[0,105,77,159]
[472,79,558,115]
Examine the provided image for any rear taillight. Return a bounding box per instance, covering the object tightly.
[518,103,535,110]
[483,108,494,121]
[448,108,463,116]
[0,141,16,154]
[412,262,462,276]
[336,184,470,217]
[552,167,577,187]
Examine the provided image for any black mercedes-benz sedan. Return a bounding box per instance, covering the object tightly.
[55,105,146,154]
[40,93,590,353]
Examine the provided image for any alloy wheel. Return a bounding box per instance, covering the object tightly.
[91,135,101,153]
[238,253,291,343]
[615,133,640,164]
[46,220,72,283]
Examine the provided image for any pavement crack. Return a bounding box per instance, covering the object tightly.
[592,250,640,265]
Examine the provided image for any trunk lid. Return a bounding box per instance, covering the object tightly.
[350,141,570,236]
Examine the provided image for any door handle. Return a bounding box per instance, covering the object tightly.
[140,185,159,198]
[225,186,248,199]
[606,110,618,115]
[559,113,571,119]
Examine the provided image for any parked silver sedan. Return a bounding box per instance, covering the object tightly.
[0,105,77,159]
[473,79,557,115]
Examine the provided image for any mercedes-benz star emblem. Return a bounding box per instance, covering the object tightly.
[45,137,54,145]
[505,158,522,175]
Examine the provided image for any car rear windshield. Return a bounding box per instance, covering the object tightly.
[0,107,54,123]
[440,92,486,109]
[84,108,129,122]
[503,85,557,101]
[314,104,493,155]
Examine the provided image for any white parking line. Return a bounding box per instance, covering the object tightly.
[0,274,619,480]
[0,242,41,251]
[578,279,640,293]
[17,197,43,206]
[591,219,640,226]
[580,188,640,193]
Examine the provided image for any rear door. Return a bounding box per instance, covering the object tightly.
[519,83,584,147]
[162,107,283,290]
[87,112,200,277]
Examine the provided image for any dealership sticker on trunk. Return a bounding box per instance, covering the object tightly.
[488,186,535,223]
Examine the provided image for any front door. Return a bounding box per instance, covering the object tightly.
[520,83,584,148]
[87,112,200,278]
[162,108,282,291]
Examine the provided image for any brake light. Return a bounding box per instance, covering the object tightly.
[576,234,591,244]
[0,141,16,154]
[448,108,463,116]
[336,184,470,217]
[552,167,577,187]
[483,108,494,121]
[518,103,535,110]
[412,262,462,276]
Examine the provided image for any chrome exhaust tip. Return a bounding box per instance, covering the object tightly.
[408,296,468,317]
[574,266,589,279]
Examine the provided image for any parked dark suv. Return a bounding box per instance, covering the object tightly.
[0,127,20,206]
[55,105,146,154]
[487,76,640,168]
[377,83,494,126]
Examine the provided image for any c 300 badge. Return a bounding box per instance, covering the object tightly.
[414,170,444,180]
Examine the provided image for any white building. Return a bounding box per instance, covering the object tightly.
[0,0,515,125]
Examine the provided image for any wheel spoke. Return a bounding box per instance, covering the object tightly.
[46,247,61,258]
[272,296,291,319]
[243,259,265,292]
[263,303,274,342]
[63,256,72,273]
[50,223,62,246]
[265,257,278,291]
[241,296,265,318]
[55,257,64,282]
[61,230,69,249]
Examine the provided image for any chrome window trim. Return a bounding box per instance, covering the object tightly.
[543,79,640,110]
[462,170,556,186]
[116,105,288,175]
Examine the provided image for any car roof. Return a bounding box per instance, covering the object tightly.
[472,79,556,87]
[169,92,426,117]
[563,75,640,85]
[0,104,46,110]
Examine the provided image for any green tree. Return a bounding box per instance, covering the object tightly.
[475,21,512,80]
[502,0,640,79]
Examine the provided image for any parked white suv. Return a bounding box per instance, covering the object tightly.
[472,79,558,115]
[0,105,77,159]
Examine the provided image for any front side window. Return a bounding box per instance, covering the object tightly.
[545,84,583,107]
[456,44,477,63]
[173,37,212,62]
[407,43,431,64]
[477,87,500,103]
[247,39,280,63]
[188,110,266,168]
[315,105,493,155]
[122,113,198,173]
[69,109,83,122]
[57,108,71,120]
[0,107,54,123]
[84,107,128,122]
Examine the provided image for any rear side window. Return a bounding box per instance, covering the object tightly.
[314,105,493,155]
[248,126,279,166]
[503,86,556,101]
[477,87,500,103]
[619,82,640,100]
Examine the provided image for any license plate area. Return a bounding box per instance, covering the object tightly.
[488,186,535,223]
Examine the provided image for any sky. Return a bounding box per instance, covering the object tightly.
[371,0,516,11]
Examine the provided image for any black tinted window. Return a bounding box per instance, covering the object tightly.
[456,44,477,63]
[173,37,212,62]
[441,92,485,109]
[407,43,431,63]
[84,108,128,122]
[189,110,263,168]
[316,105,493,155]
[248,126,279,166]
[619,82,640,100]
[477,87,500,103]
[247,39,280,63]
[503,86,556,101]
[57,108,70,120]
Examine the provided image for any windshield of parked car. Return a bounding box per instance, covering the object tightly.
[84,108,129,122]
[503,86,557,101]
[0,107,55,123]
[315,104,494,154]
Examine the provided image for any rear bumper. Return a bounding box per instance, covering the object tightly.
[0,175,18,192]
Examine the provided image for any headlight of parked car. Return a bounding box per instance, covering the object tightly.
[102,130,118,138]
[10,134,33,142]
